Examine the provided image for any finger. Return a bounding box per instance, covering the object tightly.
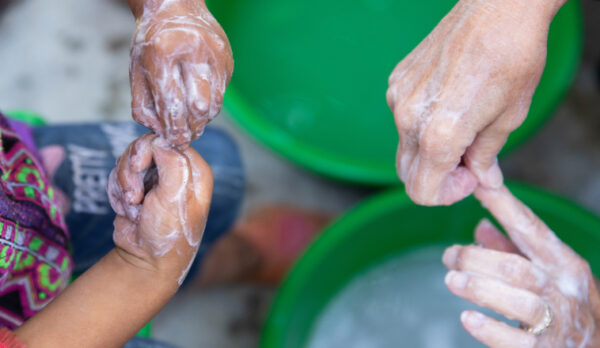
[182,62,211,139]
[406,117,478,205]
[408,160,478,206]
[474,218,520,254]
[107,168,127,217]
[151,138,189,200]
[460,310,536,348]
[131,59,163,133]
[391,91,421,185]
[181,146,213,205]
[445,270,549,327]
[145,55,191,146]
[394,132,419,184]
[464,107,526,189]
[107,168,141,221]
[394,127,470,206]
[129,133,155,172]
[113,215,137,249]
[117,134,154,205]
[108,168,142,221]
[442,245,548,293]
[474,185,577,266]
[180,147,213,246]
[152,138,202,247]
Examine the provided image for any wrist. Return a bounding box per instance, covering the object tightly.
[115,241,199,286]
[114,246,184,290]
[15,249,178,348]
[461,0,568,25]
[128,0,207,19]
[533,0,569,20]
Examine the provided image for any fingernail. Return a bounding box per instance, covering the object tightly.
[483,161,503,189]
[476,218,494,231]
[445,270,468,290]
[125,190,135,204]
[461,311,484,329]
[442,245,459,268]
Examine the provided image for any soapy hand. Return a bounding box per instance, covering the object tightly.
[129,0,233,147]
[108,133,213,284]
[386,0,562,205]
[443,186,600,347]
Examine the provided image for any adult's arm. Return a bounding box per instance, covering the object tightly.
[387,0,568,206]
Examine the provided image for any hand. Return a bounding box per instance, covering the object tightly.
[386,0,564,205]
[442,186,600,347]
[108,133,213,285]
[129,0,233,147]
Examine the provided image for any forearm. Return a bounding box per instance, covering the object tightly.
[14,248,178,348]
[458,0,569,25]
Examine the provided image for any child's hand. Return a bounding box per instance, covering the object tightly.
[108,134,213,285]
[129,0,233,147]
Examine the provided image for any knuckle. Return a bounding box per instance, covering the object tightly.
[454,246,472,268]
[443,245,462,268]
[501,256,527,279]
[406,188,435,206]
[419,129,445,156]
[463,276,477,294]
[131,112,148,126]
[495,119,520,135]
[386,87,398,109]
[571,258,592,277]
[150,35,173,54]
[528,297,548,320]
[393,106,416,132]
[191,100,209,115]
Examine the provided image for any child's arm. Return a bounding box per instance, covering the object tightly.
[127,0,233,147]
[15,135,213,348]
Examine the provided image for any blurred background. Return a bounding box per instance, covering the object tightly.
[0,0,598,347]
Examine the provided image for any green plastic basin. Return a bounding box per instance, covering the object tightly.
[208,0,582,185]
[262,182,600,347]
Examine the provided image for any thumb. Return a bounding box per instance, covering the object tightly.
[151,137,190,200]
[181,146,214,204]
[464,106,527,188]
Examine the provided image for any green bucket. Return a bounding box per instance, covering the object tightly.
[208,0,582,185]
[262,182,600,347]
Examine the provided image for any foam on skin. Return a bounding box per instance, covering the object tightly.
[107,0,221,286]
[442,186,600,347]
[108,136,211,285]
[130,0,233,147]
[386,0,551,205]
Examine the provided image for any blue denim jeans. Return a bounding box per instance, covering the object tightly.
[32,122,245,282]
[123,337,179,348]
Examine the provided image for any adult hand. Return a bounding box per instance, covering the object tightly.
[443,186,600,347]
[129,0,233,147]
[386,0,565,205]
[108,133,213,285]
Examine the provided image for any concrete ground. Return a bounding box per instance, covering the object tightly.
[0,0,598,347]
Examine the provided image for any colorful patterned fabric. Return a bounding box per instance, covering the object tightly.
[0,113,72,329]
